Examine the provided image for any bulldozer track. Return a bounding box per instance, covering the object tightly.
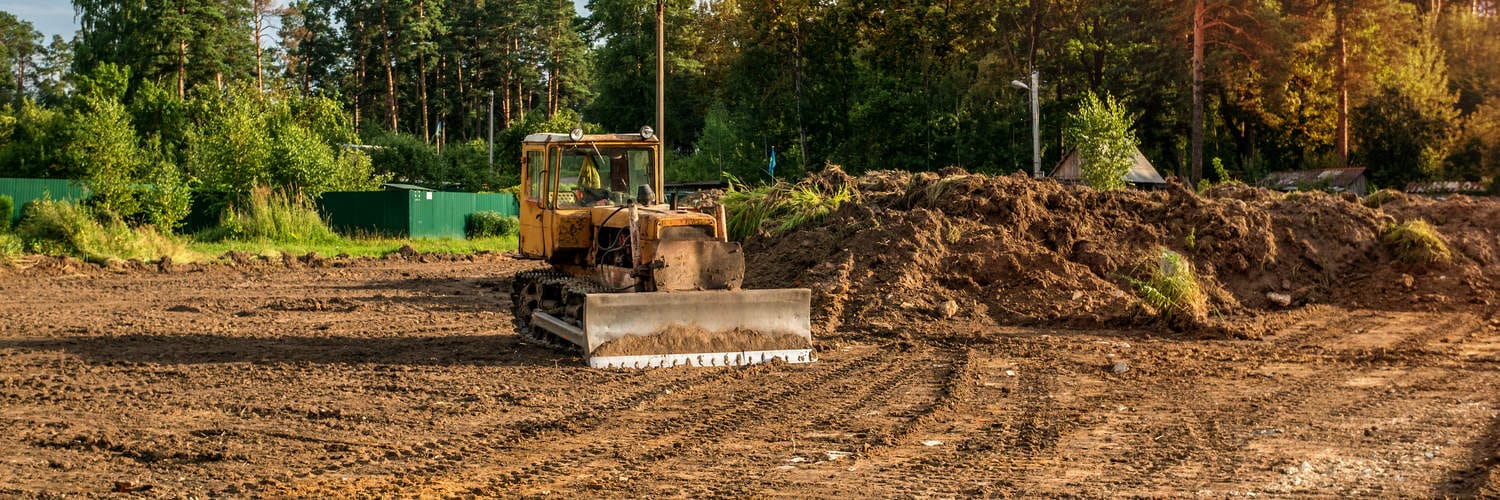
[449,348,896,496]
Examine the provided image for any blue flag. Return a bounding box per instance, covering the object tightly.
[768,147,777,178]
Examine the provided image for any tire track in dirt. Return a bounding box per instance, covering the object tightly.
[619,348,965,497]
[253,367,728,497]
[444,349,896,497]
[825,350,1064,497]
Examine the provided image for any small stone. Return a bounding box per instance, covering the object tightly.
[1071,291,1084,301]
[1401,274,1415,289]
[1281,279,1293,290]
[1299,461,1312,472]
[939,300,960,319]
[1111,361,1130,374]
[1266,292,1293,307]
[1004,369,1016,377]
[824,451,853,461]
[921,440,944,447]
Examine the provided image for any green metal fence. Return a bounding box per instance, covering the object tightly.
[318,190,519,239]
[0,178,91,224]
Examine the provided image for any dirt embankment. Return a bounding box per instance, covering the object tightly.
[744,168,1499,339]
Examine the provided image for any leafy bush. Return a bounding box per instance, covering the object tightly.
[198,187,339,244]
[0,232,20,261]
[722,173,854,241]
[1384,219,1451,264]
[466,211,519,238]
[1066,92,1139,191]
[14,199,187,264]
[1128,249,1206,320]
[0,194,13,232]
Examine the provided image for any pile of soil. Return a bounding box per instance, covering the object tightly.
[589,325,811,357]
[743,168,1499,339]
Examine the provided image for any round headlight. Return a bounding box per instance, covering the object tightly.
[569,128,584,141]
[639,125,655,140]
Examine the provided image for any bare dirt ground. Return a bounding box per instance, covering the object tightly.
[3,254,1500,498]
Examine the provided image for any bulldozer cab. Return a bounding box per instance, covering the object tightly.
[518,131,662,259]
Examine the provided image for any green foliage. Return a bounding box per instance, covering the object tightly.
[0,195,12,232]
[465,211,519,238]
[14,198,187,264]
[1066,93,1138,191]
[1383,219,1452,264]
[0,232,20,261]
[722,174,854,242]
[1128,249,1206,320]
[199,187,338,244]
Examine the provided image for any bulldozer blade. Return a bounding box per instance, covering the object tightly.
[581,288,813,368]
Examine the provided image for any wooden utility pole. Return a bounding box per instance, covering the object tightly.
[1334,0,1349,163]
[1192,0,1206,184]
[657,0,665,175]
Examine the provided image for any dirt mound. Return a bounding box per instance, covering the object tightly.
[590,325,811,357]
[743,170,1498,338]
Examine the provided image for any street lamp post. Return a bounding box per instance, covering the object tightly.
[1011,70,1041,178]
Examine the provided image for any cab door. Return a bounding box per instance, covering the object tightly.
[518,147,547,258]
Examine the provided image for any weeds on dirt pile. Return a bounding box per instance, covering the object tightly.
[1384,219,1451,264]
[1127,249,1207,320]
[14,199,190,265]
[723,172,854,241]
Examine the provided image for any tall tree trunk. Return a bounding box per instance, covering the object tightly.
[382,8,398,132]
[1334,0,1349,163]
[355,32,365,127]
[1191,0,1206,184]
[418,0,430,143]
[420,51,430,142]
[178,1,187,99]
[253,0,264,92]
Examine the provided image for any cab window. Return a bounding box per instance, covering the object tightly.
[549,145,656,207]
[525,150,544,201]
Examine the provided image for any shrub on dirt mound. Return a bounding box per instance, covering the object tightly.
[740,168,1495,338]
[1384,220,1451,264]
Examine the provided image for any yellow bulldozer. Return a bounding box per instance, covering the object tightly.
[509,127,813,368]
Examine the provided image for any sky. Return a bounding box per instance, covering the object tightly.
[4,0,593,42]
[2,0,75,40]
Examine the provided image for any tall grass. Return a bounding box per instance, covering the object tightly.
[1128,249,1206,320]
[1384,219,1451,264]
[14,199,190,265]
[722,175,854,241]
[199,187,339,243]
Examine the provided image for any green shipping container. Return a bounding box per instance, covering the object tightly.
[318,190,519,239]
[0,178,91,224]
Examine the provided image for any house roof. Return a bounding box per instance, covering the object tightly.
[1050,148,1167,184]
[1405,180,1488,194]
[1260,168,1366,192]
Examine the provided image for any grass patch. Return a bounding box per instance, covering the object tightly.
[723,175,854,241]
[198,187,339,243]
[1383,219,1451,264]
[1128,249,1206,320]
[1362,189,1404,209]
[14,199,192,265]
